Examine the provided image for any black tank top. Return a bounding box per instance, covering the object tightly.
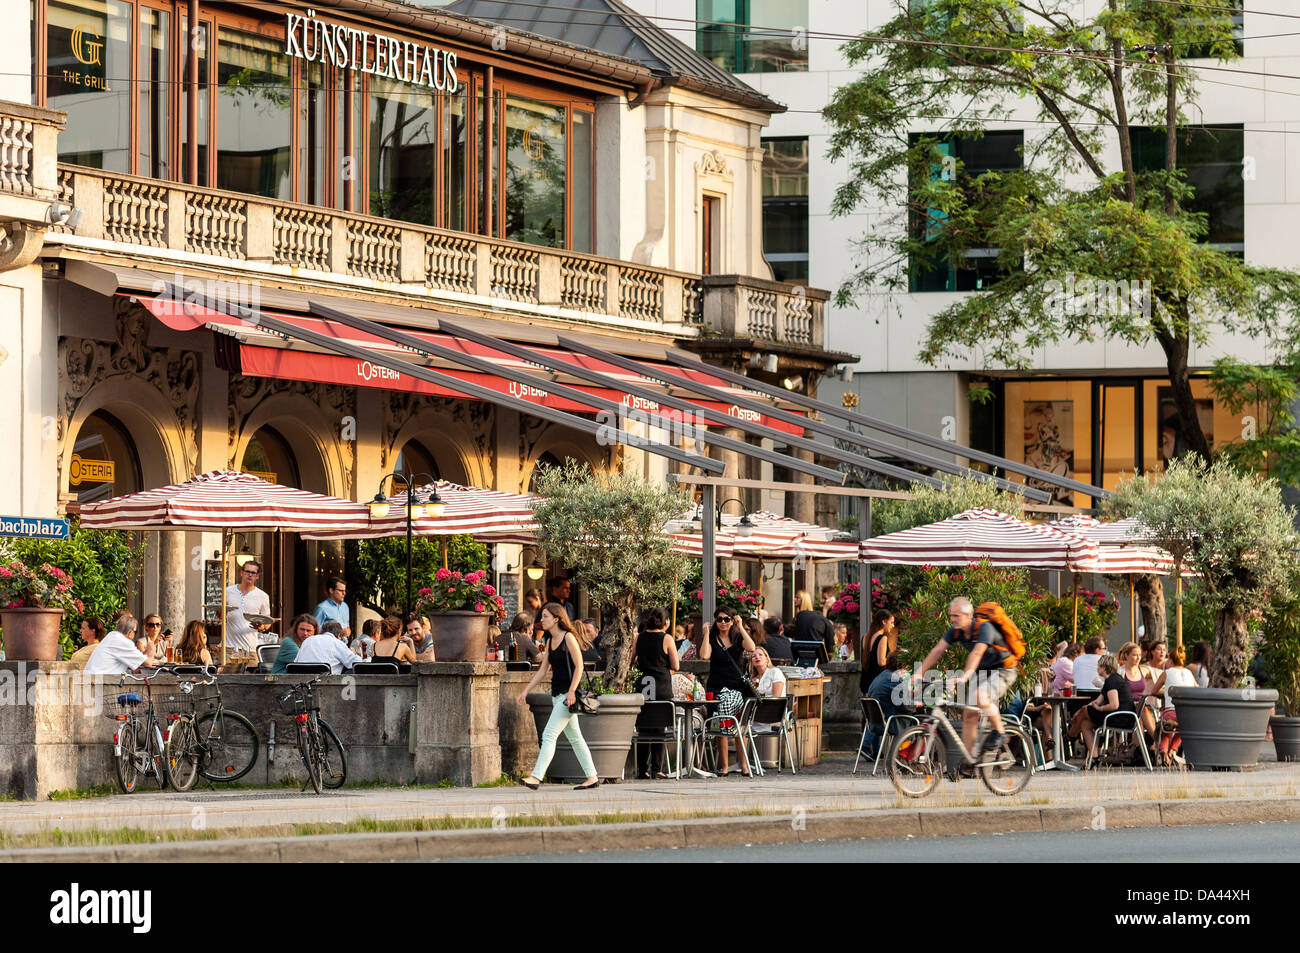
[549,634,576,696]
[861,631,887,693]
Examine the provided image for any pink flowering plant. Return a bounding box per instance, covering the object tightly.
[414,568,507,618]
[688,577,762,618]
[0,560,85,614]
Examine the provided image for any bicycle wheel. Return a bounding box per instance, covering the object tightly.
[301,717,323,795]
[195,708,260,782]
[319,721,348,790]
[114,721,139,794]
[145,719,169,789]
[979,727,1034,797]
[888,724,944,799]
[167,716,200,792]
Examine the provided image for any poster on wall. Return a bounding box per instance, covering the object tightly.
[1024,400,1075,506]
[1157,387,1214,465]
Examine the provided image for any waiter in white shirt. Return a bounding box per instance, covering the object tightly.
[225,560,272,653]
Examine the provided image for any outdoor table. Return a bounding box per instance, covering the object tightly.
[1029,694,1093,772]
[670,698,719,778]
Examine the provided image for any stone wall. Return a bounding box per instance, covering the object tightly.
[0,661,503,799]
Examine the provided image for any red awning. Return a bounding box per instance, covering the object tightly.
[134,296,803,435]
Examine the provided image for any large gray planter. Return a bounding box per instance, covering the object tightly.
[1169,686,1277,769]
[525,692,644,782]
[1269,716,1300,762]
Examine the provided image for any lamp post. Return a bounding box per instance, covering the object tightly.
[369,472,443,619]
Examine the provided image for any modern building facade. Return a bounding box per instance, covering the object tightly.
[1,0,849,629]
[627,0,1287,509]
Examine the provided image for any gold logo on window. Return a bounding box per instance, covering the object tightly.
[70,24,105,67]
[523,127,545,161]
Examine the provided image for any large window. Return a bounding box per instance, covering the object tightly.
[761,137,808,281]
[299,61,327,207]
[48,0,132,171]
[1132,124,1244,253]
[369,76,437,225]
[503,94,566,248]
[216,27,291,200]
[138,6,170,179]
[697,0,808,73]
[909,130,1023,293]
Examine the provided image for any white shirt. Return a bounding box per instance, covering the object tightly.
[757,666,787,697]
[1072,654,1103,691]
[84,631,148,675]
[225,584,271,653]
[294,633,361,674]
[1161,666,1197,713]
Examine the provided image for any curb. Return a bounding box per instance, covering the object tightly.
[4,795,1297,862]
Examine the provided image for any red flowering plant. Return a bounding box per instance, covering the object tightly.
[688,577,762,619]
[414,568,507,618]
[0,560,85,614]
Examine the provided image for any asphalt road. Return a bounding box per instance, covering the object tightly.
[452,821,1299,863]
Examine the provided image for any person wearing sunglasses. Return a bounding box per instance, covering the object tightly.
[225,560,271,654]
[699,609,757,777]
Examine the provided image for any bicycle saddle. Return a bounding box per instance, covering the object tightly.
[117,693,144,706]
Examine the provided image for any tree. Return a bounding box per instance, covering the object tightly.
[529,460,690,693]
[824,0,1300,462]
[1208,355,1300,486]
[1107,457,1298,687]
[345,535,487,615]
[874,474,1026,535]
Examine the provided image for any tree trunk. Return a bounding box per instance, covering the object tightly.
[1210,605,1251,688]
[1133,574,1166,645]
[597,593,638,693]
[1154,325,1214,462]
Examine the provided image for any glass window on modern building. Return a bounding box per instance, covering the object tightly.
[1132,124,1244,255]
[761,137,808,281]
[908,130,1023,292]
[697,0,808,73]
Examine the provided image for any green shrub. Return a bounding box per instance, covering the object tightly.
[1033,588,1119,646]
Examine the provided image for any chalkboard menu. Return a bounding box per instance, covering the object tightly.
[496,571,521,617]
[203,559,224,622]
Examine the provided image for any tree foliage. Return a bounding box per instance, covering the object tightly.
[345,535,488,615]
[824,0,1300,461]
[874,474,1027,535]
[1107,457,1299,686]
[1208,355,1300,486]
[530,460,690,693]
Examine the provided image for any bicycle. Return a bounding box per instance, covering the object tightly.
[886,690,1034,799]
[106,671,170,793]
[162,667,259,788]
[278,677,347,794]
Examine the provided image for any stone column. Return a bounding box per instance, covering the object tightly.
[158,530,187,635]
[719,426,745,586]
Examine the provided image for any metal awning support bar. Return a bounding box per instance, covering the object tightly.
[658,351,1110,501]
[436,318,975,495]
[160,287,726,475]
[557,336,1054,503]
[306,302,847,485]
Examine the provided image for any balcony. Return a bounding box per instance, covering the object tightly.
[0,102,66,270]
[39,161,828,353]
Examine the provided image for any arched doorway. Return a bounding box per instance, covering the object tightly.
[71,410,146,620]
[391,439,441,488]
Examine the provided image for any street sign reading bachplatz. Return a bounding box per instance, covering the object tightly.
[0,516,71,539]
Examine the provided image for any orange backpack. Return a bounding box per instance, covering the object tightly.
[974,602,1026,670]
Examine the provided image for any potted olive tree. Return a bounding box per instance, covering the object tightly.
[1110,458,1297,767]
[525,461,688,780]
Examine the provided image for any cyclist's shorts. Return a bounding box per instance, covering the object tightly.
[972,667,1018,704]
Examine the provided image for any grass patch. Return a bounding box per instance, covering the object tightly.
[47,784,120,801]
[475,773,518,788]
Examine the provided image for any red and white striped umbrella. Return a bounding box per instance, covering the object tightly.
[302,480,537,542]
[79,470,372,531]
[1047,515,1182,575]
[724,510,858,561]
[858,507,1099,570]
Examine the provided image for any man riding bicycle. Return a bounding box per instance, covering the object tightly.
[917,597,1017,760]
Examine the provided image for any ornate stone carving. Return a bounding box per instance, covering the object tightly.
[58,296,200,484]
[696,149,732,179]
[381,391,495,483]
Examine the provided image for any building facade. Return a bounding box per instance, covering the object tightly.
[1,0,846,630]
[628,0,1288,509]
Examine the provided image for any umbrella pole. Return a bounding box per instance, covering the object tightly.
[441,537,448,571]
[220,529,229,668]
[1176,573,1183,649]
[1129,577,1136,641]
[670,566,678,637]
[1071,573,1079,642]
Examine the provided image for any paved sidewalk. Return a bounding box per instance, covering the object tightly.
[3,755,1296,837]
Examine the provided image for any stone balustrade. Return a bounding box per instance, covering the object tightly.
[51,163,824,347]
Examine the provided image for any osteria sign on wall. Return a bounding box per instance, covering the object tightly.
[284,11,459,92]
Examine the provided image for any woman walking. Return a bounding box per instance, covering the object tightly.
[516,603,600,791]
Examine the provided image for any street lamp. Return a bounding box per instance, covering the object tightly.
[526,554,545,581]
[693,496,753,537]
[372,471,440,619]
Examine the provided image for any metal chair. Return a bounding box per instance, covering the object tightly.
[352,661,399,674]
[285,662,331,674]
[256,643,280,669]
[853,696,920,776]
[632,700,681,779]
[746,696,798,776]
[701,698,758,777]
[1085,707,1153,771]
[1005,701,1048,771]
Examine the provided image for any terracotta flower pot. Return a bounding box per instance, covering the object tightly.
[428,611,491,662]
[0,607,65,660]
